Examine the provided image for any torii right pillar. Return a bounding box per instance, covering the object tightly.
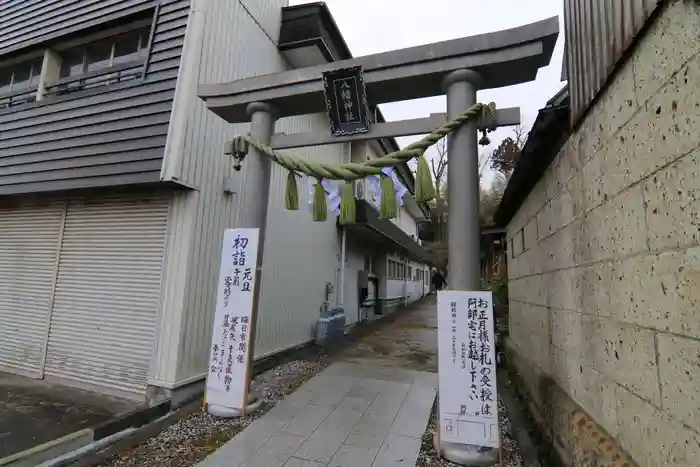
[439,69,498,466]
[445,69,482,292]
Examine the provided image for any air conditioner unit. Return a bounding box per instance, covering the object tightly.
[352,179,366,200]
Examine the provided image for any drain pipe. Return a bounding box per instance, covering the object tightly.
[338,227,346,309]
[404,256,409,307]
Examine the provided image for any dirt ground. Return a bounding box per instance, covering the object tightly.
[0,372,136,458]
[340,295,439,372]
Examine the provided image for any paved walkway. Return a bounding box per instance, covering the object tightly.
[197,297,439,467]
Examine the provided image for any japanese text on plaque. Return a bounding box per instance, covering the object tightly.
[437,291,498,448]
[206,229,259,410]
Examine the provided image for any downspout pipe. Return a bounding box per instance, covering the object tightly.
[339,227,346,310]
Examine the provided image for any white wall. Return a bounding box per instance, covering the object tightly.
[396,207,417,238]
[152,0,345,386]
[384,253,406,300]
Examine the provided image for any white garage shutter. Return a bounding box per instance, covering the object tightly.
[44,194,169,397]
[0,200,65,377]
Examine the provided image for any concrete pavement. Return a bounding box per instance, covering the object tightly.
[196,296,439,467]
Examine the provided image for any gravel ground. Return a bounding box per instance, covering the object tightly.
[416,396,524,467]
[99,354,329,467]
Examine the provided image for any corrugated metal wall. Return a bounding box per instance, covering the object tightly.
[0,199,65,378]
[152,0,347,385]
[255,114,344,358]
[564,0,662,125]
[44,194,168,398]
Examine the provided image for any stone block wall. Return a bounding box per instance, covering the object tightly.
[506,1,700,465]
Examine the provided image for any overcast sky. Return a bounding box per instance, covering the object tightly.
[289,0,566,188]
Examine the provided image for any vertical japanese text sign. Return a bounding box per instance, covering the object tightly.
[322,65,371,136]
[437,291,499,448]
[205,228,260,410]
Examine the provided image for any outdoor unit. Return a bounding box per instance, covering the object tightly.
[353,178,381,207]
[352,179,366,200]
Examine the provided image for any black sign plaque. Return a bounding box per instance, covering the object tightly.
[322,66,371,136]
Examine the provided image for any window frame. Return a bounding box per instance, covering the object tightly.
[0,54,45,108]
[50,18,154,96]
[0,6,159,112]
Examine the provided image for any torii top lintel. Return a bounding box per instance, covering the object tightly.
[198,16,559,124]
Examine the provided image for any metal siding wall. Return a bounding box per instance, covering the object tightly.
[255,113,344,358]
[150,190,195,385]
[0,199,64,377]
[239,0,284,44]
[153,0,347,384]
[564,0,662,125]
[0,0,190,195]
[1,0,146,53]
[44,193,168,397]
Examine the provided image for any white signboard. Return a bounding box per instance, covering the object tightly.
[205,228,259,410]
[437,291,499,448]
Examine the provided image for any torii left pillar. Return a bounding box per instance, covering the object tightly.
[207,102,277,417]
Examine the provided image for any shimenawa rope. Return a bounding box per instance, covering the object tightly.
[224,102,498,224]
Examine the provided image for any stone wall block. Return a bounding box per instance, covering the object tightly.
[657,332,700,432]
[616,385,700,467]
[596,318,660,404]
[644,151,700,251]
[632,0,700,106]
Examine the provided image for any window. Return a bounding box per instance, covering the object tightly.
[55,27,149,94]
[408,266,412,280]
[364,255,372,273]
[0,58,43,108]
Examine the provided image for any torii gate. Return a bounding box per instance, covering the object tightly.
[199,16,558,466]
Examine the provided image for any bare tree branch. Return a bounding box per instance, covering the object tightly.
[430,138,448,191]
[490,124,528,180]
[512,124,527,147]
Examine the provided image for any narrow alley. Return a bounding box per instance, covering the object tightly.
[103,297,522,467]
